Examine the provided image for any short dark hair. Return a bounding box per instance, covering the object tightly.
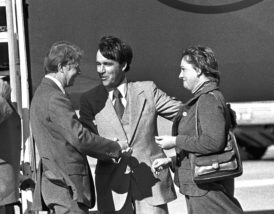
[44,41,83,74]
[98,36,133,72]
[182,45,220,84]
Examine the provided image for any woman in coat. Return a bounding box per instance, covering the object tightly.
[152,46,243,213]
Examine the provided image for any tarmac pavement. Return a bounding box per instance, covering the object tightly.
[89,146,274,214]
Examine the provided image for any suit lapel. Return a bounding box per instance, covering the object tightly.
[127,83,146,145]
[95,96,128,148]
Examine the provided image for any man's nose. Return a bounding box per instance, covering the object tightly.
[97,65,105,73]
[179,71,183,79]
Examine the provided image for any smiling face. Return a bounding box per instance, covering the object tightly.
[96,50,126,89]
[179,56,200,92]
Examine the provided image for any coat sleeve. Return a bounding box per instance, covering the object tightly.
[0,96,13,124]
[48,93,121,159]
[79,93,98,134]
[175,94,227,154]
[152,82,182,120]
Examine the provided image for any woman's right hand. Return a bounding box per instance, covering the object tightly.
[151,158,172,175]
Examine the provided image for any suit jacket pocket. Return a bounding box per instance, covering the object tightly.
[43,170,67,187]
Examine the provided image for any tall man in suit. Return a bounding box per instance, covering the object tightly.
[80,36,182,214]
[30,41,130,214]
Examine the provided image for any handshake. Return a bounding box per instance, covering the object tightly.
[114,138,132,158]
[121,147,133,157]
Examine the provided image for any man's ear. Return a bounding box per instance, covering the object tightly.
[121,63,127,72]
[196,68,202,77]
[58,63,63,73]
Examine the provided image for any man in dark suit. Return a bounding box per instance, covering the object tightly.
[80,36,182,214]
[0,77,21,214]
[30,41,130,214]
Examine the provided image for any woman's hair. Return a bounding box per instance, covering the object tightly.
[44,41,83,74]
[182,46,220,84]
[98,36,133,72]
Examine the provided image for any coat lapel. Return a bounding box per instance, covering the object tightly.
[95,96,128,148]
[127,83,146,145]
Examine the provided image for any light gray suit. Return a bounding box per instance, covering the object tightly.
[80,81,182,212]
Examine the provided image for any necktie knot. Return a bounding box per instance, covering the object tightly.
[113,88,122,99]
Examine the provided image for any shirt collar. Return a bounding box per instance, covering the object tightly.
[45,75,66,94]
[108,78,127,101]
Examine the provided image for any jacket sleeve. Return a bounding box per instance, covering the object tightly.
[79,93,98,134]
[48,93,121,159]
[0,96,13,124]
[152,82,182,120]
[175,94,227,154]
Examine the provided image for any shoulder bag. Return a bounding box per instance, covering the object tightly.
[191,92,243,184]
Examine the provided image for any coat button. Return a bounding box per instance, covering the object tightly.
[182,112,187,116]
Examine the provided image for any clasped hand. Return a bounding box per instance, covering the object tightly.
[151,158,172,175]
[113,139,132,158]
[121,146,132,157]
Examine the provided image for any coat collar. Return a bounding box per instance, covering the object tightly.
[41,77,71,100]
[172,81,219,136]
[41,77,63,92]
[186,81,219,106]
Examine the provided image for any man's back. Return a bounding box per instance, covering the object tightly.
[31,77,96,209]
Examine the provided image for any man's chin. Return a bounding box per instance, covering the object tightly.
[102,81,111,87]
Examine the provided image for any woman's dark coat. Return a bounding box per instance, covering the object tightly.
[172,81,234,197]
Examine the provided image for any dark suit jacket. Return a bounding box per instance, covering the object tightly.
[172,81,234,197]
[80,81,182,212]
[30,78,122,211]
[0,97,21,206]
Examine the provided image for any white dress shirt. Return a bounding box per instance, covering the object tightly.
[108,78,127,108]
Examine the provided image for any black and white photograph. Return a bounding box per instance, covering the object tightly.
[0,0,274,213]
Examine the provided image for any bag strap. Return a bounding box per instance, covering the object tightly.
[208,91,224,106]
[195,91,230,137]
[208,91,233,129]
